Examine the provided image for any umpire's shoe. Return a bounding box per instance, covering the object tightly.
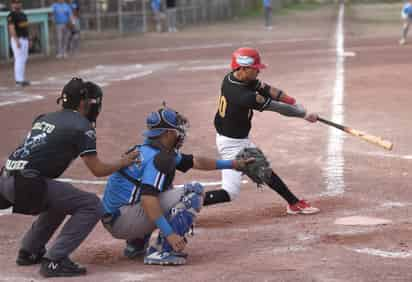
[144,249,186,265]
[16,248,46,266]
[40,257,87,278]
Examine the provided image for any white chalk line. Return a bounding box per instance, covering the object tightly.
[77,37,329,59]
[0,92,44,107]
[0,179,248,216]
[57,178,248,188]
[322,3,346,197]
[348,247,412,259]
[0,63,167,107]
[358,151,412,160]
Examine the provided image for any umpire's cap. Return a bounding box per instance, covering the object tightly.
[143,108,188,138]
[57,77,88,110]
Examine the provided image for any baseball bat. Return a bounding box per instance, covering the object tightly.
[317,117,393,151]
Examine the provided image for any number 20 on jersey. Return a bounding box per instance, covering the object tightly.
[218,95,227,118]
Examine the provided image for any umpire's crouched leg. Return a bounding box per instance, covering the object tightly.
[33,180,104,278]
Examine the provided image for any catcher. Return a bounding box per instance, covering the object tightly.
[204,47,320,215]
[101,106,253,265]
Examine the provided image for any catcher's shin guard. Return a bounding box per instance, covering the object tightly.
[144,186,203,265]
[160,184,203,253]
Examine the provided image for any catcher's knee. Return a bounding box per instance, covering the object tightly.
[169,182,204,230]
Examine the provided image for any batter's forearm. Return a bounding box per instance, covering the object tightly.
[264,100,306,118]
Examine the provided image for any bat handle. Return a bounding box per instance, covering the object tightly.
[317,116,346,131]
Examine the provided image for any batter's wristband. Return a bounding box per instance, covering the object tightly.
[216,160,233,169]
[155,216,174,237]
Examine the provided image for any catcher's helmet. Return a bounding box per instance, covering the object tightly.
[143,107,188,148]
[230,47,266,70]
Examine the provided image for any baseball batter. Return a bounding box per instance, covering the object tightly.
[101,106,252,265]
[204,47,320,215]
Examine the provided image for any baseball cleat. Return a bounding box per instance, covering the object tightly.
[124,236,150,259]
[287,200,320,215]
[144,250,186,265]
[399,38,406,45]
[39,257,86,278]
[16,248,46,266]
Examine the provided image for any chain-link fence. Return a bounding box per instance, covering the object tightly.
[3,0,264,33]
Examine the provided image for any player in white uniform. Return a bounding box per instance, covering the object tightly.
[7,0,30,87]
[204,47,320,215]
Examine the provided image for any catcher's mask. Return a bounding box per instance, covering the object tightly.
[57,78,103,126]
[143,107,189,149]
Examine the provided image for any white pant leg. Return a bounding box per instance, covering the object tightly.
[216,134,256,200]
[11,37,29,82]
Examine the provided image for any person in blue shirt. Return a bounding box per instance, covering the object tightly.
[101,106,252,265]
[51,0,74,58]
[151,0,165,32]
[400,0,412,45]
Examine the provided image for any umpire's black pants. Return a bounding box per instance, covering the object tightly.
[0,175,103,261]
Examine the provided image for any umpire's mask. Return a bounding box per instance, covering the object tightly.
[83,81,103,126]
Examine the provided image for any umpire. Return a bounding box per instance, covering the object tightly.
[0,78,138,278]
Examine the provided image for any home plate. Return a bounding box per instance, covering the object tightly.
[334,216,392,226]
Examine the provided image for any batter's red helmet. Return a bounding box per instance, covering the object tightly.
[231,47,266,70]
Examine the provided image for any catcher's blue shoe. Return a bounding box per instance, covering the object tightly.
[143,249,186,265]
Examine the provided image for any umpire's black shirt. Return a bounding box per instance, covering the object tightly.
[7,11,29,38]
[214,72,268,139]
[5,110,97,178]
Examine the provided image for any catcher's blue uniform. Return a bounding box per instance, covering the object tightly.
[102,141,192,215]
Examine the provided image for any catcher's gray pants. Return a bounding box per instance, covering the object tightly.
[216,134,256,200]
[103,187,185,241]
[0,175,103,261]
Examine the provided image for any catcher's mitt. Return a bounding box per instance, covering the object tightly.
[235,147,272,186]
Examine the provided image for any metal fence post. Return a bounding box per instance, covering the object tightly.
[118,0,123,33]
[96,0,101,32]
[142,0,147,32]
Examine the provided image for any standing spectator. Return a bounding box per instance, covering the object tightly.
[151,0,165,32]
[166,0,178,32]
[67,0,81,55]
[400,0,412,45]
[263,0,273,30]
[51,0,74,58]
[7,0,30,87]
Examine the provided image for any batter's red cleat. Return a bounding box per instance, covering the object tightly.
[287,200,320,215]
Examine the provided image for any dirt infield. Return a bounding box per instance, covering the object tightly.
[1,2,412,281]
